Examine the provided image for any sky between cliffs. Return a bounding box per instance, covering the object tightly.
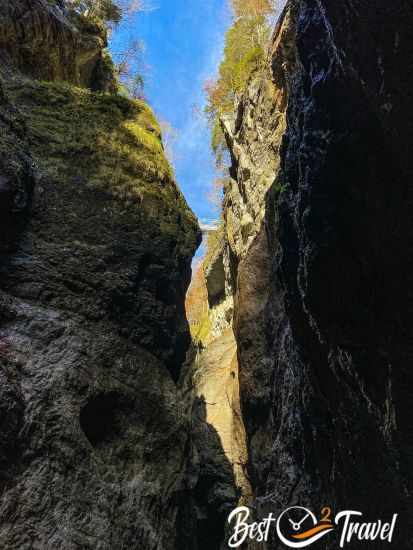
[110,1,232,229]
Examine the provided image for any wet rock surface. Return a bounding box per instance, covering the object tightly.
[220,1,413,548]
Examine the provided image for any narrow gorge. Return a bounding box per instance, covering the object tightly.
[0,1,412,550]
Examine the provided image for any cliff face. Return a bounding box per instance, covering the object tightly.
[0,2,200,549]
[2,0,413,547]
[218,9,294,496]
[220,0,413,547]
[183,260,251,550]
[0,0,116,91]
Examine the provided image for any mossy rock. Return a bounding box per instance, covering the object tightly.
[0,76,200,376]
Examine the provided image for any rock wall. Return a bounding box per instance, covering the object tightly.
[219,8,295,496]
[184,256,253,549]
[0,2,201,549]
[184,328,250,550]
[0,0,116,91]
[220,1,413,547]
[2,0,413,547]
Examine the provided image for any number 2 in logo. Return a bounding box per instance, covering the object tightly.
[276,506,334,548]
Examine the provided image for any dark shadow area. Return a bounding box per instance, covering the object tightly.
[205,252,226,309]
[177,395,239,550]
[0,360,24,486]
[80,392,130,447]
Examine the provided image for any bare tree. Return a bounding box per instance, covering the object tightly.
[66,0,152,24]
[118,0,155,16]
[207,177,227,212]
[113,38,145,78]
[159,120,179,164]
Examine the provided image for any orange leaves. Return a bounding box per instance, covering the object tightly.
[231,0,273,18]
[204,79,228,118]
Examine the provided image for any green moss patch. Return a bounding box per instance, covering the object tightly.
[6,79,174,205]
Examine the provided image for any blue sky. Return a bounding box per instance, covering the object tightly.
[110,1,232,227]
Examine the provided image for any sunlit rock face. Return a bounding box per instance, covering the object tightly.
[185,260,252,550]
[218,6,295,512]
[0,1,201,549]
[0,0,116,91]
[220,1,413,547]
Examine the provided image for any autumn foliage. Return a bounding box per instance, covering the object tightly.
[232,0,273,17]
[204,0,276,168]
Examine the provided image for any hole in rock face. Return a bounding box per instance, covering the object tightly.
[80,392,125,446]
[205,252,226,308]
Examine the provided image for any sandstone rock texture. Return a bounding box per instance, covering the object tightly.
[191,328,251,549]
[184,260,252,550]
[220,1,413,548]
[0,2,201,549]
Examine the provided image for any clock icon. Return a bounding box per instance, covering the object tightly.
[278,506,317,534]
[276,506,333,548]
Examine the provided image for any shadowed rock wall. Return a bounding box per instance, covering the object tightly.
[220,1,413,547]
[0,2,201,548]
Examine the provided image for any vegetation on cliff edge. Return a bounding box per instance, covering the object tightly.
[205,0,275,168]
[1,76,198,258]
